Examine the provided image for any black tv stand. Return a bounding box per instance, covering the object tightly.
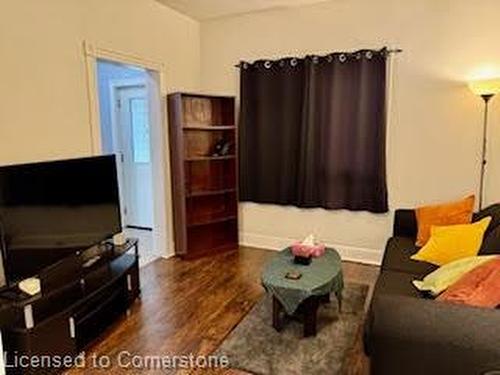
[0,238,140,375]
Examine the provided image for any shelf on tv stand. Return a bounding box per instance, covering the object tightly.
[0,238,141,375]
[0,239,138,305]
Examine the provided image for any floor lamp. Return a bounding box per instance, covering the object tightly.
[468,78,500,210]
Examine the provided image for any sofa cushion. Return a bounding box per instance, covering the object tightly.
[382,237,438,276]
[480,225,500,255]
[437,257,500,308]
[412,255,498,296]
[393,209,417,239]
[411,217,491,266]
[372,269,424,299]
[474,203,500,235]
[415,195,475,246]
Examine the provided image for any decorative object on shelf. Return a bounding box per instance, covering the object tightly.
[18,277,41,296]
[291,234,326,265]
[168,93,238,258]
[113,232,127,246]
[468,78,500,209]
[212,139,232,156]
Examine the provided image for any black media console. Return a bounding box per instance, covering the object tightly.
[0,238,140,375]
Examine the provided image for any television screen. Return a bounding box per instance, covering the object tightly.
[0,155,122,283]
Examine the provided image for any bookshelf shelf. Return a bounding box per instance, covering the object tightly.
[184,125,235,131]
[187,215,237,228]
[186,188,236,198]
[185,155,235,162]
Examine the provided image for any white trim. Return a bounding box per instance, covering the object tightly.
[84,42,166,74]
[109,78,146,91]
[109,77,146,88]
[83,41,174,259]
[240,232,383,265]
[146,70,176,258]
[83,46,100,155]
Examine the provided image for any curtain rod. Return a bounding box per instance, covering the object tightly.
[234,48,403,68]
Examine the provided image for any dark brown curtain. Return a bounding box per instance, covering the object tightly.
[239,49,388,213]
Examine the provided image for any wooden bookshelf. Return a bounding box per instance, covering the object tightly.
[167,93,238,258]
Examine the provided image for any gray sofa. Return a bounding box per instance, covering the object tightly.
[364,204,500,375]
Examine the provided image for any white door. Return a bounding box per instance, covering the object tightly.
[116,86,154,229]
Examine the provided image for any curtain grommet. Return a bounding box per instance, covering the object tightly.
[365,51,373,59]
[279,60,285,67]
[327,55,333,63]
[264,61,272,69]
[291,58,298,67]
[339,54,347,63]
[312,56,319,64]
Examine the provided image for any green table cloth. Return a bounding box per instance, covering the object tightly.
[261,247,344,315]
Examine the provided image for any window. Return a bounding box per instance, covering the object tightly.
[129,98,150,163]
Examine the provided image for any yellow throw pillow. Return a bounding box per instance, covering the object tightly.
[411,217,491,266]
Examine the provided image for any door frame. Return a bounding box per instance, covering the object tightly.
[83,41,174,259]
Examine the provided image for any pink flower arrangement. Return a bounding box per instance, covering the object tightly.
[291,235,326,258]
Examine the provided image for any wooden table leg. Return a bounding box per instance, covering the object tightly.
[335,290,343,312]
[303,297,320,337]
[272,296,283,332]
[320,293,330,304]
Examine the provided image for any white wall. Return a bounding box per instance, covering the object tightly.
[199,0,500,263]
[0,0,200,165]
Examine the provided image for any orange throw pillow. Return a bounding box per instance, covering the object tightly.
[415,195,475,246]
[437,257,500,308]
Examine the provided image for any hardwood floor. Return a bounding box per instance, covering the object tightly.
[65,247,379,375]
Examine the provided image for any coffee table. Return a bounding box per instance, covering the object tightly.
[261,247,343,337]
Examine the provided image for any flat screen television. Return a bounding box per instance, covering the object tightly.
[0,155,122,285]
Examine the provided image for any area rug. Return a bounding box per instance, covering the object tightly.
[214,283,369,375]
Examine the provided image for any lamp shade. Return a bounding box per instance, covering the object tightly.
[468,78,500,97]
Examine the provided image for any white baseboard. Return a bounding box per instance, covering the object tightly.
[240,232,383,266]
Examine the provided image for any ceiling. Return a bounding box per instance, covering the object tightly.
[156,0,331,20]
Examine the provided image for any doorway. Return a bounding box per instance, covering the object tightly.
[96,60,159,266]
